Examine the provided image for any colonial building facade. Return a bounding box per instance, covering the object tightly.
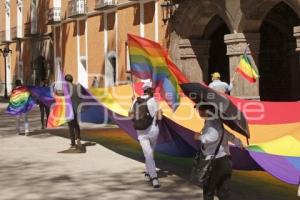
[1,0,300,101]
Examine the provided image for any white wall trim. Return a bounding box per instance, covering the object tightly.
[104,13,108,87]
[53,26,57,79]
[155,0,158,42]
[85,19,89,85]
[115,11,119,83]
[76,20,80,83]
[140,2,144,37]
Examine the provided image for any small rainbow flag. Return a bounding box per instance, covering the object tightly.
[127,34,188,111]
[6,86,36,116]
[47,67,74,128]
[236,50,259,83]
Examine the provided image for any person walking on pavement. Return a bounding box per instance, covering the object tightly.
[209,72,233,94]
[64,74,83,151]
[39,79,50,129]
[9,80,31,136]
[129,79,162,188]
[194,103,243,200]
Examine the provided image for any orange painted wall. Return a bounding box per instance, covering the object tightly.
[0,45,5,89]
[61,21,78,82]
[9,43,17,85]
[37,0,49,33]
[0,1,5,32]
[61,0,68,20]
[22,40,31,84]
[79,20,86,56]
[87,14,104,87]
[107,12,116,53]
[157,0,168,47]
[86,0,96,12]
[10,0,17,28]
[55,26,61,58]
[23,0,30,23]
[144,1,155,41]
[117,5,140,81]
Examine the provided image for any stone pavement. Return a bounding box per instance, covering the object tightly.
[0,104,205,200]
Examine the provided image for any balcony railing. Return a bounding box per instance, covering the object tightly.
[47,7,61,25]
[95,0,117,10]
[67,0,87,18]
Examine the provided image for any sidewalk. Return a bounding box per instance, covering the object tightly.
[0,107,204,200]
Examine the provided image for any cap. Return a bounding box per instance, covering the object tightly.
[211,72,221,79]
[141,79,153,90]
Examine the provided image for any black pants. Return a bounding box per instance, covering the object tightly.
[39,103,50,127]
[203,156,232,200]
[67,113,81,146]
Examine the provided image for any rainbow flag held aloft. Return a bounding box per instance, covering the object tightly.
[6,86,36,116]
[47,67,74,128]
[127,34,188,111]
[236,52,259,83]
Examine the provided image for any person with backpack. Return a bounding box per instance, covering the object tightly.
[129,79,162,188]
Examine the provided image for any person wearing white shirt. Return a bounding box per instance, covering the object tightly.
[209,72,233,94]
[194,103,243,200]
[129,79,162,188]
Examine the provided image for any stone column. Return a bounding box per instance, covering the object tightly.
[177,39,210,83]
[224,33,260,99]
[294,26,300,52]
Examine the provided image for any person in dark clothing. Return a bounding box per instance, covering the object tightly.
[64,74,83,150]
[39,79,50,129]
[194,104,243,200]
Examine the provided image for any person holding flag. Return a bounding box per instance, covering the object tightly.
[7,79,35,136]
[129,79,162,188]
[127,33,189,188]
[209,72,233,94]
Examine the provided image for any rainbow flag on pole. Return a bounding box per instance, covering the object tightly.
[47,66,74,128]
[236,49,259,83]
[127,34,188,111]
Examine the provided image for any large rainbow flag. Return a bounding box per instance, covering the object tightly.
[47,67,74,128]
[28,83,300,185]
[6,86,36,116]
[127,34,187,111]
[236,51,259,83]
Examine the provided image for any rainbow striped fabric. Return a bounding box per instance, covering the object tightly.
[47,69,74,128]
[127,34,186,111]
[236,53,259,83]
[6,86,36,116]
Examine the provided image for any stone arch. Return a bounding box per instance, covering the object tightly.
[258,2,300,101]
[173,0,234,38]
[204,15,231,84]
[238,0,300,32]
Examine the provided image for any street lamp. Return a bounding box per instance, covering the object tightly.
[0,46,12,99]
[160,0,175,25]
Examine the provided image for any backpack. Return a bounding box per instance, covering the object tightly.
[132,97,154,130]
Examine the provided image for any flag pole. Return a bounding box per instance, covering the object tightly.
[231,43,250,83]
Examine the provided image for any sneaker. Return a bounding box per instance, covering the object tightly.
[25,131,30,136]
[76,139,83,148]
[151,177,160,188]
[144,173,151,182]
